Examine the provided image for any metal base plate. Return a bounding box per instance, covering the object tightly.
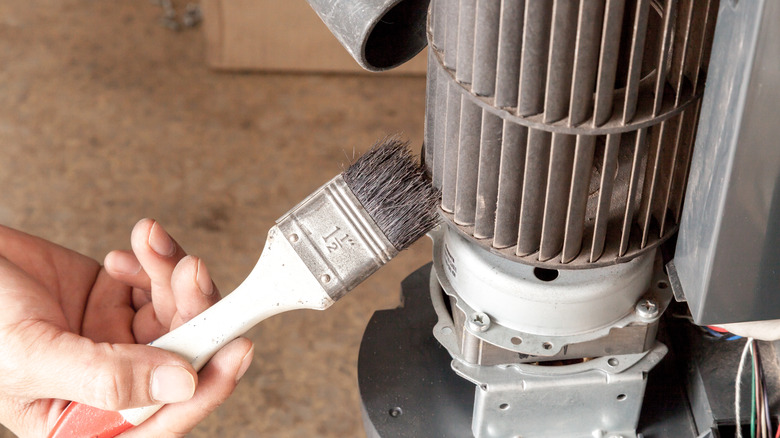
[358,264,701,438]
[358,263,474,437]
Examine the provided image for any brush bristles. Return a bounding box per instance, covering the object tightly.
[342,137,441,251]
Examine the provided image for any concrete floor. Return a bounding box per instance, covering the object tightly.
[0,1,430,436]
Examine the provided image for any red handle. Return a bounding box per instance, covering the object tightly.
[47,402,133,438]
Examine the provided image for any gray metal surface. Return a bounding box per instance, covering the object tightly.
[460,344,667,438]
[431,222,673,362]
[424,0,719,268]
[358,264,474,438]
[426,229,673,436]
[358,265,699,438]
[276,175,397,300]
[674,0,780,325]
[305,0,429,71]
[430,225,670,354]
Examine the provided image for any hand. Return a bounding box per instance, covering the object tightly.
[0,219,253,438]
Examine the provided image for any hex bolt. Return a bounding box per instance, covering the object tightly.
[468,312,491,332]
[635,298,659,319]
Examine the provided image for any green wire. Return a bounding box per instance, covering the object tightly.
[751,343,756,438]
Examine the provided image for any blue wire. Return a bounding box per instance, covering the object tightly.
[704,327,724,337]
[703,326,742,340]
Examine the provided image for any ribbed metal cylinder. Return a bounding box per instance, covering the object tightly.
[424,0,719,268]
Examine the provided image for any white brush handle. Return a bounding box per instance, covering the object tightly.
[120,226,333,426]
[53,175,398,433]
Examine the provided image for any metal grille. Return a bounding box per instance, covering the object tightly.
[424,0,719,267]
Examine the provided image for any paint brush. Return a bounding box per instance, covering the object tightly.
[47,137,440,438]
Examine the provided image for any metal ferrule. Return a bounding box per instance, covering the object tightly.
[276,174,398,300]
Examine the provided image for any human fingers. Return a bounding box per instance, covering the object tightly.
[132,287,153,311]
[130,219,188,328]
[1,323,197,411]
[0,395,69,438]
[0,258,196,409]
[0,226,100,332]
[120,337,254,438]
[105,250,152,291]
[127,254,223,343]
[81,269,137,344]
[168,255,221,329]
[105,250,154,311]
[131,302,168,344]
[103,248,165,342]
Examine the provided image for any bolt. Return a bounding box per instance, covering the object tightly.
[635,298,659,319]
[468,312,491,332]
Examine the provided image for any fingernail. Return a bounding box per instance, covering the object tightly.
[195,258,215,296]
[149,222,176,257]
[151,365,195,403]
[236,344,254,383]
[110,252,142,275]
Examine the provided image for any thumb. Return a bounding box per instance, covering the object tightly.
[11,326,197,411]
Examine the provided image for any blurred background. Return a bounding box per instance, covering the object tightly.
[0,1,430,436]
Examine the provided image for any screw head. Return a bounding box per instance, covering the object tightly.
[468,312,491,332]
[635,299,659,319]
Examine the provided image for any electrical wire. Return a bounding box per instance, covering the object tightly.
[744,340,773,438]
[755,341,761,438]
[753,340,765,438]
[703,325,743,340]
[750,348,756,438]
[755,341,768,438]
[758,343,772,438]
[737,338,756,438]
[767,388,772,437]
